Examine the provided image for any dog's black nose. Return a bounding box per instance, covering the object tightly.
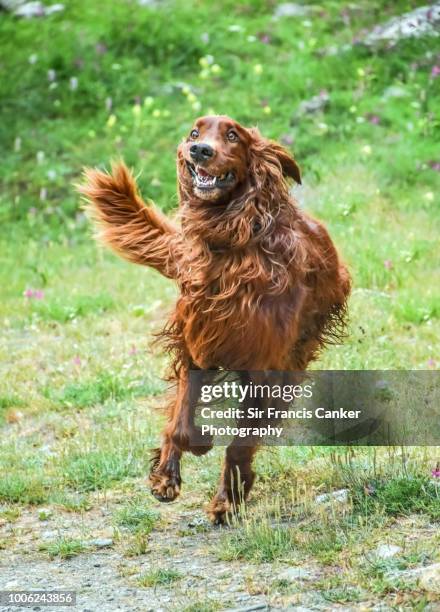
[190,143,214,162]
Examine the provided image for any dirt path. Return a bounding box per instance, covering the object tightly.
[0,500,326,612]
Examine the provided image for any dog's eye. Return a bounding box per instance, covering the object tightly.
[227,130,239,142]
[190,129,199,139]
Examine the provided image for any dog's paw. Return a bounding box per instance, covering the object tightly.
[149,471,181,503]
[206,494,234,526]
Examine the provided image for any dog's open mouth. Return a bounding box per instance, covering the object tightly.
[186,162,235,190]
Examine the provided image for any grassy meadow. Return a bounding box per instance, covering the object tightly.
[0,0,439,608]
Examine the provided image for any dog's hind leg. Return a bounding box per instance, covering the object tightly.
[206,442,258,525]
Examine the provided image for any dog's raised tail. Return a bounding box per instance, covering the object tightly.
[78,161,180,279]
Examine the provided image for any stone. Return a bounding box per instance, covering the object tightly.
[363,3,440,47]
[0,0,23,8]
[418,564,440,594]
[87,538,113,548]
[273,3,311,19]
[315,488,349,504]
[11,1,64,17]
[295,91,329,117]
[408,563,440,595]
[44,2,63,14]
[13,1,44,16]
[280,566,314,581]
[383,85,408,100]
[40,530,57,540]
[375,544,402,559]
[226,605,268,612]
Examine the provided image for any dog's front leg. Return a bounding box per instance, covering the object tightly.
[149,369,213,502]
[79,162,181,279]
[149,436,182,503]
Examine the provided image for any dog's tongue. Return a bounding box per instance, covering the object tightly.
[198,167,211,178]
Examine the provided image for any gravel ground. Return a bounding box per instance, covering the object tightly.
[2,496,440,611]
[0,501,321,612]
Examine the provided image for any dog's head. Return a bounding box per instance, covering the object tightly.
[177,115,301,203]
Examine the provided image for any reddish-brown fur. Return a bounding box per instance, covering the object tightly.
[79,115,351,524]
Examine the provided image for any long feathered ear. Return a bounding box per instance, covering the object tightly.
[247,128,302,185]
[268,141,302,185]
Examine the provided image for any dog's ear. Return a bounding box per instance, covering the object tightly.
[247,127,301,185]
[269,141,302,185]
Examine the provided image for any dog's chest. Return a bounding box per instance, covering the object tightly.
[176,255,303,369]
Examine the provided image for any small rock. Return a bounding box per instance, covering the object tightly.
[87,538,113,548]
[0,0,25,9]
[5,580,19,588]
[375,544,402,559]
[187,516,208,528]
[408,563,440,595]
[295,91,329,117]
[14,1,44,16]
[280,566,314,581]
[315,488,349,504]
[44,2,63,14]
[38,508,53,521]
[383,85,408,100]
[363,3,440,47]
[273,3,310,19]
[40,530,57,540]
[12,1,64,17]
[226,605,268,612]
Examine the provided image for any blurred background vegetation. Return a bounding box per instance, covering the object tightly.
[1,0,439,369]
[1,1,438,224]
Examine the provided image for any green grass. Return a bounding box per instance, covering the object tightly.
[218,503,296,563]
[137,568,182,588]
[62,448,144,492]
[0,1,439,608]
[51,492,92,513]
[40,537,86,559]
[57,411,156,492]
[31,293,116,324]
[123,531,150,557]
[217,450,440,569]
[114,499,160,534]
[361,476,440,519]
[0,394,24,423]
[182,603,222,612]
[48,371,162,409]
[322,585,363,604]
[0,507,21,523]
[0,474,49,505]
[0,395,24,410]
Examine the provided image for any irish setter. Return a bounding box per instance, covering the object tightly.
[80,115,351,524]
